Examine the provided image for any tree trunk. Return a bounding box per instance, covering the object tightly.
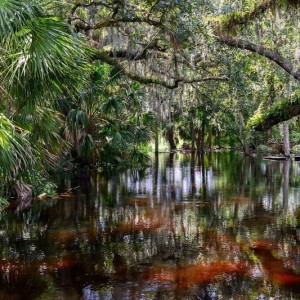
[207,126,212,151]
[190,120,195,153]
[200,118,206,153]
[282,121,290,157]
[237,111,251,156]
[166,125,177,150]
[283,160,289,214]
[195,128,202,152]
[154,131,159,154]
[250,98,300,131]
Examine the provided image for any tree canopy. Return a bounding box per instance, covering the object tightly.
[61,0,300,127]
[1,0,300,198]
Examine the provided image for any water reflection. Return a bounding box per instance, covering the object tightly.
[0,152,299,299]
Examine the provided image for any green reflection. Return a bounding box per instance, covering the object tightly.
[0,153,298,299]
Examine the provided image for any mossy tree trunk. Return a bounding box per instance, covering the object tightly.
[190,120,196,153]
[237,111,251,156]
[282,121,290,157]
[166,125,177,150]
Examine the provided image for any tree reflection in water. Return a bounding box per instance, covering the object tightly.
[0,153,298,299]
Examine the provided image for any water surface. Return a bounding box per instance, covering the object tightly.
[0,152,299,299]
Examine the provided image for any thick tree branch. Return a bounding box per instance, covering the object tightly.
[68,1,113,23]
[247,97,300,131]
[92,51,228,89]
[214,0,299,32]
[72,16,174,38]
[218,34,300,82]
[214,0,275,31]
[148,0,161,16]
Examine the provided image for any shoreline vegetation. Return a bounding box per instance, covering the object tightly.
[1,0,300,204]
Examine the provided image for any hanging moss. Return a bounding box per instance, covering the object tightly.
[247,96,300,131]
[212,0,299,34]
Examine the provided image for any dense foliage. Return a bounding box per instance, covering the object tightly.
[1,0,300,200]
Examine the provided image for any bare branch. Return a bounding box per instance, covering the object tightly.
[72,16,174,38]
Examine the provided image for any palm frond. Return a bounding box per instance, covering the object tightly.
[1,1,88,105]
[0,0,39,39]
[0,113,36,177]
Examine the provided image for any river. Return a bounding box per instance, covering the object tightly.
[0,152,299,299]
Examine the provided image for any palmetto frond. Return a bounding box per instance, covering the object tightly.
[0,0,38,38]
[14,106,70,167]
[0,0,88,105]
[0,113,35,177]
[101,95,127,116]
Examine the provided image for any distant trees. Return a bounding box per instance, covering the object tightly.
[63,0,300,153]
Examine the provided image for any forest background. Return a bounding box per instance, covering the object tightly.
[1,0,300,201]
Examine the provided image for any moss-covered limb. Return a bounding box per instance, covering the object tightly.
[213,0,299,33]
[92,50,228,89]
[68,1,114,23]
[247,97,300,131]
[218,35,300,82]
[212,0,274,32]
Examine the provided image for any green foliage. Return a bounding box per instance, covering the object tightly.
[64,62,157,168]
[291,144,300,154]
[0,0,89,201]
[125,148,151,169]
[2,0,300,203]
[247,96,300,130]
[1,1,88,105]
[0,114,36,178]
[23,170,57,197]
[256,144,272,155]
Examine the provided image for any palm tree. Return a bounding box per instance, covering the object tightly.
[0,0,88,199]
[0,0,87,105]
[64,62,157,169]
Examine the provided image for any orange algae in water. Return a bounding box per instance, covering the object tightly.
[251,240,300,289]
[177,262,247,288]
[147,261,247,288]
[124,197,149,206]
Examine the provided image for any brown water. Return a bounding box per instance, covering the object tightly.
[0,152,299,299]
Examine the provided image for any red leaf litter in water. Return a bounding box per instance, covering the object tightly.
[44,257,76,270]
[251,240,300,289]
[148,261,247,288]
[114,208,171,234]
[0,261,24,272]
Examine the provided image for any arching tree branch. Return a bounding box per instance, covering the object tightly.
[214,0,299,32]
[73,16,174,38]
[214,0,275,32]
[92,51,228,89]
[218,34,300,82]
[247,97,300,131]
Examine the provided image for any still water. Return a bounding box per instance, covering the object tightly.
[0,152,299,299]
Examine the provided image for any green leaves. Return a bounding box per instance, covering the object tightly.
[0,0,88,105]
[0,114,35,177]
[0,0,38,38]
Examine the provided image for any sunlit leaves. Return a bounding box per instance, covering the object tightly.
[0,114,35,177]
[0,0,89,184]
[0,0,38,38]
[0,0,88,105]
